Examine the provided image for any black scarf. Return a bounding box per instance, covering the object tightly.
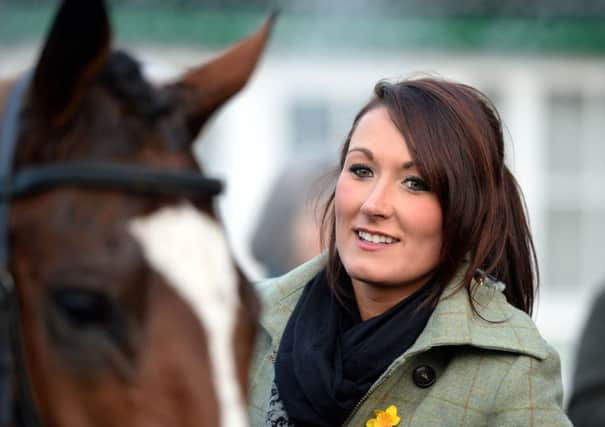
[274,269,435,427]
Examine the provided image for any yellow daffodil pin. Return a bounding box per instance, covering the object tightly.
[365,405,401,427]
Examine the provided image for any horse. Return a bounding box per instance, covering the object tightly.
[0,0,275,425]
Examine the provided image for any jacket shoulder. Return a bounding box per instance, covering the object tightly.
[256,254,327,339]
[411,278,552,361]
[477,288,551,360]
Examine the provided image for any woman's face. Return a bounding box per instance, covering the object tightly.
[335,106,443,296]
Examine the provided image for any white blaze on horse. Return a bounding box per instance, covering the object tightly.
[0,0,274,426]
[129,203,243,426]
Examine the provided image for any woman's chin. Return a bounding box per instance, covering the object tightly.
[346,267,395,288]
[345,263,434,292]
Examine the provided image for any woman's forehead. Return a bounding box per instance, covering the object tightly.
[347,107,413,163]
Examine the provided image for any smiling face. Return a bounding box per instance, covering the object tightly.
[335,106,443,305]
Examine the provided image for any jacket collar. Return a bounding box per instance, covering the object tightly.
[258,254,548,361]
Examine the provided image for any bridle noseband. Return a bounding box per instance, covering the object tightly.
[0,73,225,426]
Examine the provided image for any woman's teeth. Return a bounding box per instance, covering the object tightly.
[357,230,397,244]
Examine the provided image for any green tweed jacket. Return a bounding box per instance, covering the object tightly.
[248,255,572,426]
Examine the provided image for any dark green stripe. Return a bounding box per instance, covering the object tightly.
[2,5,605,54]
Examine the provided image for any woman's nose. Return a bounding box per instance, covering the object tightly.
[360,183,394,219]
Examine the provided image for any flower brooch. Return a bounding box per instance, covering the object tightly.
[365,405,401,427]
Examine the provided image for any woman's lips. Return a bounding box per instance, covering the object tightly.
[355,229,400,251]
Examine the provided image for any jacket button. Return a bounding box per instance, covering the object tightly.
[412,365,436,388]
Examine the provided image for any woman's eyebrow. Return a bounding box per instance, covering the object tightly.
[347,147,373,159]
[348,148,416,170]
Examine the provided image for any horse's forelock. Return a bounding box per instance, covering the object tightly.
[99,51,172,122]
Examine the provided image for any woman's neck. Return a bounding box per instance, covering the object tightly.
[351,277,429,321]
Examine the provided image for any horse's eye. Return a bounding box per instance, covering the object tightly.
[52,289,114,327]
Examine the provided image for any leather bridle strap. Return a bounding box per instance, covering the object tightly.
[0,73,31,270]
[2,162,223,200]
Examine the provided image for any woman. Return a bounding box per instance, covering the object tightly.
[248,78,571,426]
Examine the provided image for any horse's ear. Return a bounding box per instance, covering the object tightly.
[31,0,111,126]
[176,12,277,135]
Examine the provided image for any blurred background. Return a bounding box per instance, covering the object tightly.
[2,0,605,404]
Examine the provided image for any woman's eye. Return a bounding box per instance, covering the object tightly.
[403,176,430,192]
[349,164,373,178]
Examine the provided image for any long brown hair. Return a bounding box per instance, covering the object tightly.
[321,78,538,315]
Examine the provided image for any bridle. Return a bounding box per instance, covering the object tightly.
[0,73,225,426]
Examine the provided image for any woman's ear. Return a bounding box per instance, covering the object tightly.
[171,12,277,136]
[30,0,111,127]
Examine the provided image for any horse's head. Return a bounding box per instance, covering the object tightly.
[0,1,274,425]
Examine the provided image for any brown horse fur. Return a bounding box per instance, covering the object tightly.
[2,0,274,425]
